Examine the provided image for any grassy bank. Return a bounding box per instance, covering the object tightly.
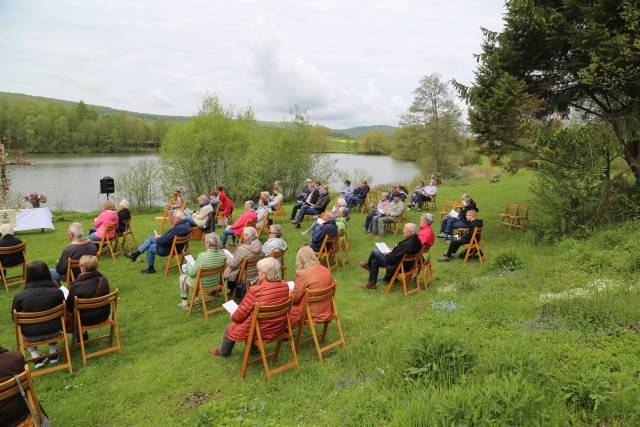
[1,171,639,425]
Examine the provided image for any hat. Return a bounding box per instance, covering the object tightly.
[391,192,402,198]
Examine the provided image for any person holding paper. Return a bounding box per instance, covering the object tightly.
[367,192,405,237]
[11,261,64,368]
[185,195,214,228]
[310,210,339,252]
[177,233,226,310]
[126,210,191,274]
[291,181,319,220]
[288,247,334,324]
[220,201,258,248]
[210,257,290,357]
[261,224,288,257]
[66,255,110,331]
[224,227,263,299]
[358,223,422,290]
[345,181,370,210]
[293,185,331,227]
[439,194,479,239]
[364,192,389,232]
[439,210,483,262]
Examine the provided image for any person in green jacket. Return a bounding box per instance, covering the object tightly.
[177,233,227,310]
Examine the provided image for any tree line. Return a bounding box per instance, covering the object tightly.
[0,96,170,153]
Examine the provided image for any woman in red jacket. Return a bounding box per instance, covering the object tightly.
[217,185,234,220]
[289,246,334,325]
[210,257,290,357]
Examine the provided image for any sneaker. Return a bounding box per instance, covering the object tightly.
[177,302,188,310]
[34,358,48,369]
[438,232,447,238]
[49,357,59,365]
[141,266,156,274]
[438,256,451,262]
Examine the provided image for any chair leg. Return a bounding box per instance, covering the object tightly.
[200,287,209,323]
[240,340,252,379]
[256,335,272,382]
[188,283,198,314]
[308,319,324,362]
[272,340,282,364]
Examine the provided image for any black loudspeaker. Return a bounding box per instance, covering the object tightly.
[100,177,115,194]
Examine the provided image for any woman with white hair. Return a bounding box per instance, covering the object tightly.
[221,201,257,248]
[209,257,290,357]
[224,227,263,299]
[177,233,227,310]
[0,224,24,270]
[117,199,131,233]
[418,213,436,249]
[261,224,287,256]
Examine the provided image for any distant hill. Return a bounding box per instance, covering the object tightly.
[0,91,398,133]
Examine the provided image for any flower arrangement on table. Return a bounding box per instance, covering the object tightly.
[24,192,47,208]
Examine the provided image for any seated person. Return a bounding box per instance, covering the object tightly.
[224,227,263,299]
[439,194,479,239]
[336,207,349,232]
[221,201,257,248]
[367,192,405,237]
[396,185,409,202]
[88,200,118,242]
[408,179,436,209]
[310,211,338,252]
[256,193,270,227]
[126,210,191,274]
[418,213,436,249]
[185,195,214,228]
[290,181,319,221]
[0,346,31,427]
[12,261,65,368]
[331,197,350,222]
[0,224,25,269]
[439,210,483,262]
[364,192,389,232]
[177,233,226,310]
[289,246,334,324]
[296,178,314,202]
[209,191,221,211]
[293,185,330,228]
[117,199,131,233]
[262,224,288,257]
[67,255,110,332]
[268,182,284,214]
[51,222,98,282]
[209,257,289,357]
[346,181,370,210]
[341,180,353,197]
[358,223,421,290]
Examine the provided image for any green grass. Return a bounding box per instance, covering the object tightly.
[2,171,640,425]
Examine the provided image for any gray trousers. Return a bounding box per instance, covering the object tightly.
[369,215,395,235]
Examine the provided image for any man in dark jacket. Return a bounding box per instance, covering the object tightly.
[346,181,370,210]
[67,255,110,326]
[439,210,483,262]
[290,182,319,220]
[126,210,191,274]
[0,224,25,269]
[310,211,338,252]
[293,185,331,227]
[439,194,479,238]
[359,223,421,290]
[51,222,98,283]
[0,347,30,427]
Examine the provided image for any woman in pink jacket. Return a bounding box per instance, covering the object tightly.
[88,200,119,241]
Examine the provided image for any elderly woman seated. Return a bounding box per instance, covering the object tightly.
[0,224,25,271]
[221,201,257,248]
[364,192,389,232]
[88,200,119,242]
[261,224,287,256]
[289,247,334,325]
[224,227,263,299]
[117,199,131,233]
[185,195,214,228]
[177,233,227,310]
[209,257,290,357]
[67,255,110,339]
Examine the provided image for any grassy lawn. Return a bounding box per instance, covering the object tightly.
[2,171,640,425]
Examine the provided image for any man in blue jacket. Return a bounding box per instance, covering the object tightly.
[126,210,191,274]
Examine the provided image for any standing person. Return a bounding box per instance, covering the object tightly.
[0,224,25,270]
[117,199,131,233]
[0,346,31,427]
[220,201,258,248]
[12,261,64,368]
[126,210,191,274]
[51,222,98,282]
[177,233,226,310]
[88,200,118,242]
[289,246,334,324]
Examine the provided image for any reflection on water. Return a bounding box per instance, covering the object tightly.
[10,153,420,212]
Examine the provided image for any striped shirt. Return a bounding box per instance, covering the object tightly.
[186,248,226,288]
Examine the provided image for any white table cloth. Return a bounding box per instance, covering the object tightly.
[15,207,55,232]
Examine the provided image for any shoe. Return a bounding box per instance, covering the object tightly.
[438,256,451,262]
[49,357,59,365]
[126,250,140,262]
[34,358,48,369]
[294,223,301,229]
[378,233,384,238]
[290,219,297,224]
[209,348,221,357]
[359,282,377,290]
[177,302,188,310]
[445,235,453,241]
[141,266,156,274]
[358,261,370,272]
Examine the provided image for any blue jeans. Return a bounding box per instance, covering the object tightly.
[296,206,321,222]
[50,269,64,281]
[185,216,197,227]
[445,219,467,236]
[221,228,236,247]
[137,236,159,266]
[88,233,101,241]
[347,196,364,209]
[366,250,388,283]
[364,211,377,230]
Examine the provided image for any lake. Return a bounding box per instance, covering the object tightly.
[9,153,420,212]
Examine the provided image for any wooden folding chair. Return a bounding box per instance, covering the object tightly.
[214,203,225,226]
[384,211,406,235]
[385,253,421,297]
[294,282,345,362]
[65,258,81,286]
[238,298,298,382]
[273,201,287,224]
[188,265,227,322]
[369,188,379,206]
[0,368,45,425]
[0,242,26,292]
[423,194,437,211]
[236,254,265,291]
[511,204,529,230]
[418,244,435,289]
[439,201,462,220]
[315,235,339,272]
[155,199,173,233]
[72,289,121,367]
[463,227,487,264]
[163,233,192,276]
[96,225,117,260]
[115,219,137,255]
[257,213,271,241]
[498,202,520,229]
[271,249,288,280]
[337,229,349,267]
[13,304,73,376]
[358,192,371,213]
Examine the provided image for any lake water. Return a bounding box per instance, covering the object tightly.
[9,153,420,212]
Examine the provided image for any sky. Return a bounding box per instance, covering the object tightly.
[0,0,505,129]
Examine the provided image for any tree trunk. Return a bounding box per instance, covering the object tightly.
[623,139,640,186]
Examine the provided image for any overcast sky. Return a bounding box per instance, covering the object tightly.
[0,0,505,129]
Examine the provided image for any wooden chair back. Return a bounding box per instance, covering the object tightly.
[271,249,288,280]
[155,199,173,233]
[385,210,407,235]
[72,289,121,366]
[315,234,338,272]
[463,227,487,264]
[66,258,81,286]
[273,201,286,224]
[418,244,435,289]
[13,304,73,376]
[0,242,26,292]
[96,225,117,260]
[424,194,437,211]
[0,369,45,424]
[385,252,421,297]
[188,264,227,322]
[294,282,345,362]
[439,200,462,220]
[115,219,137,254]
[257,213,270,241]
[337,228,349,267]
[163,233,192,276]
[239,298,298,381]
[236,254,265,288]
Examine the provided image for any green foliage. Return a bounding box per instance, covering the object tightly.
[116,159,161,208]
[490,251,525,272]
[358,130,392,154]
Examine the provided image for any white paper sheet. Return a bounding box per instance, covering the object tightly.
[60,285,69,300]
[377,207,384,214]
[223,300,239,314]
[184,207,192,216]
[184,254,195,265]
[375,242,391,254]
[222,249,233,260]
[287,281,295,291]
[448,209,459,219]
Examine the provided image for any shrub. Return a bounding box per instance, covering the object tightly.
[404,332,475,386]
[490,251,525,272]
[629,254,640,273]
[116,159,161,208]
